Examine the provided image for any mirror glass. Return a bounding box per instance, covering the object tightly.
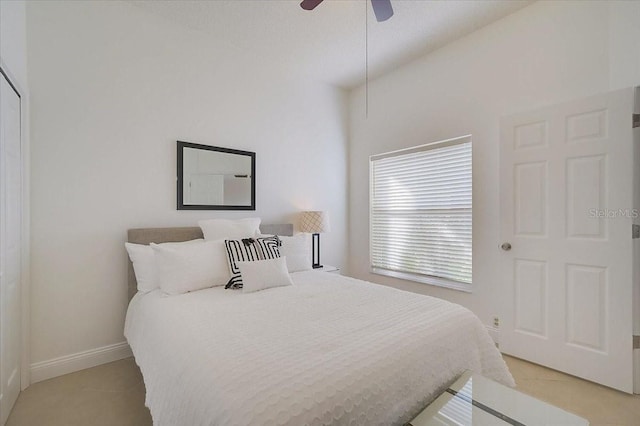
[177,141,255,210]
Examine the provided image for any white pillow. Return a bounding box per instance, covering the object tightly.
[198,218,261,241]
[239,257,293,293]
[280,234,312,272]
[125,239,203,293]
[125,243,157,293]
[151,239,230,295]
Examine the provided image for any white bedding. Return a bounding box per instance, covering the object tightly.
[125,270,514,426]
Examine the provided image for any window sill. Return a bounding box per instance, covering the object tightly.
[370,267,472,293]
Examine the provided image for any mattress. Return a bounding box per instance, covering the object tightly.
[125,270,514,426]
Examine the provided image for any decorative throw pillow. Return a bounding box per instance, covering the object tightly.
[239,257,294,293]
[255,235,282,260]
[224,238,263,289]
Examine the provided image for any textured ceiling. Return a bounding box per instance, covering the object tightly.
[130,0,532,88]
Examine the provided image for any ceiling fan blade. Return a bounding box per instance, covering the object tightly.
[371,0,393,22]
[300,0,324,11]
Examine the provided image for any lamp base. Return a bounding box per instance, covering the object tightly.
[311,233,322,269]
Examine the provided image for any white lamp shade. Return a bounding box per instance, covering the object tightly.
[299,211,330,233]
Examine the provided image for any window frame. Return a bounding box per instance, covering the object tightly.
[369,135,473,293]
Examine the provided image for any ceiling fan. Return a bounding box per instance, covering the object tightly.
[300,0,394,22]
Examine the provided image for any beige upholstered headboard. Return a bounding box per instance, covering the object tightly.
[126,224,293,301]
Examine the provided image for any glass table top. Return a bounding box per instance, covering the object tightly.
[408,371,589,426]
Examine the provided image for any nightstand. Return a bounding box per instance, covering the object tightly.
[315,265,340,274]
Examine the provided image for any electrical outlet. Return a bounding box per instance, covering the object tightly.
[493,317,500,327]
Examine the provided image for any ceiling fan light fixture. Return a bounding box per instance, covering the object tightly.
[371,0,393,22]
[300,0,324,11]
[301,0,394,22]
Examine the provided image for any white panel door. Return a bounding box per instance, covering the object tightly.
[0,72,22,424]
[500,88,635,393]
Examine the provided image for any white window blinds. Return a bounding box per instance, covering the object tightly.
[370,136,472,290]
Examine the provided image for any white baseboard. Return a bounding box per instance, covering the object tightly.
[486,325,500,348]
[30,342,132,384]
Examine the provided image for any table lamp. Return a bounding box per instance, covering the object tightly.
[299,211,330,269]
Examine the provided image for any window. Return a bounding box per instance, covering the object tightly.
[369,135,472,292]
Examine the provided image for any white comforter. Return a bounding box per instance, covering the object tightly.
[125,271,514,426]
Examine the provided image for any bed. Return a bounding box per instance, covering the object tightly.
[124,225,514,426]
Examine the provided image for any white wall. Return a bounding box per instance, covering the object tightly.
[348,1,640,328]
[27,0,348,371]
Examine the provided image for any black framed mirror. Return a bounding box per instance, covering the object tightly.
[177,141,256,210]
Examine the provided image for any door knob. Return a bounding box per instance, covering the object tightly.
[501,242,512,251]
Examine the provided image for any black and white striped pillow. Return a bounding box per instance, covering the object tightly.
[256,235,282,260]
[224,238,262,289]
